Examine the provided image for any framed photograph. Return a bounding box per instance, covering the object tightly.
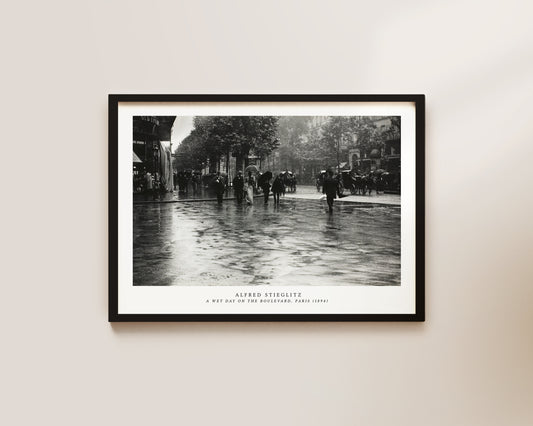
[109,94,425,321]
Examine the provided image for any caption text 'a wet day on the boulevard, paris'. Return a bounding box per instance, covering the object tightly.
[132,115,401,287]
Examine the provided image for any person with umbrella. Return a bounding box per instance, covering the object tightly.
[244,164,259,174]
[244,164,259,192]
[245,170,255,205]
[258,171,273,205]
[232,171,245,203]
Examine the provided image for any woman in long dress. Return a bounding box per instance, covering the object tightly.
[245,172,254,205]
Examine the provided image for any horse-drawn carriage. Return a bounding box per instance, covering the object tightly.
[339,171,357,195]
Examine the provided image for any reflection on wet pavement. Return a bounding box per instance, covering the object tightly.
[133,199,400,286]
[133,186,236,202]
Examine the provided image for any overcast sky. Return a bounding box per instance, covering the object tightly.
[170,116,194,151]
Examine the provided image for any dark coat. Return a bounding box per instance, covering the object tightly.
[213,179,226,195]
[272,177,284,193]
[233,175,244,190]
[322,176,338,197]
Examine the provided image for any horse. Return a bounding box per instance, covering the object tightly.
[352,174,364,195]
[350,173,375,195]
[362,174,375,195]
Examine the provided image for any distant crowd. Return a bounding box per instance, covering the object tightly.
[135,167,399,213]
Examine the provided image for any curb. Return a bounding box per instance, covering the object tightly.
[133,195,400,208]
[133,194,265,205]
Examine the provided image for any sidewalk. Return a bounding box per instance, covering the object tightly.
[133,185,400,206]
[283,185,401,206]
[133,187,237,204]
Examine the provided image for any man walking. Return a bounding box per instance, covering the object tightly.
[322,169,339,213]
[213,174,226,204]
[272,173,284,205]
[260,177,271,205]
[233,171,244,203]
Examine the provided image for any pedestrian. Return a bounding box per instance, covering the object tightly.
[144,171,153,199]
[271,173,285,205]
[191,173,200,195]
[322,169,338,213]
[213,174,226,204]
[245,171,254,205]
[260,177,271,205]
[153,172,160,200]
[233,171,245,203]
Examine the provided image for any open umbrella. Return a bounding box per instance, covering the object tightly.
[258,171,272,185]
[244,164,259,174]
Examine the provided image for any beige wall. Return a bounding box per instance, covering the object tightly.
[2,1,532,425]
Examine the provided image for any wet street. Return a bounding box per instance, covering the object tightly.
[133,198,401,286]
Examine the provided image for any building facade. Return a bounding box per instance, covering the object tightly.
[132,116,176,192]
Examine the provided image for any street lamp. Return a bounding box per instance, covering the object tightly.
[336,138,340,174]
[169,135,173,192]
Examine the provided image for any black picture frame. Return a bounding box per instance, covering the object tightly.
[109,94,425,322]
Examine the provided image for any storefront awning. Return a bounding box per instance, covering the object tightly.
[133,151,143,163]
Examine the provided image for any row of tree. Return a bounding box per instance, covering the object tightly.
[311,116,400,168]
[175,116,279,172]
[267,116,400,174]
[175,115,400,174]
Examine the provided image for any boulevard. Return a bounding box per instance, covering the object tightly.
[133,189,401,286]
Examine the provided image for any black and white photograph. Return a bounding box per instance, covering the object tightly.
[110,95,424,320]
[133,115,401,287]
